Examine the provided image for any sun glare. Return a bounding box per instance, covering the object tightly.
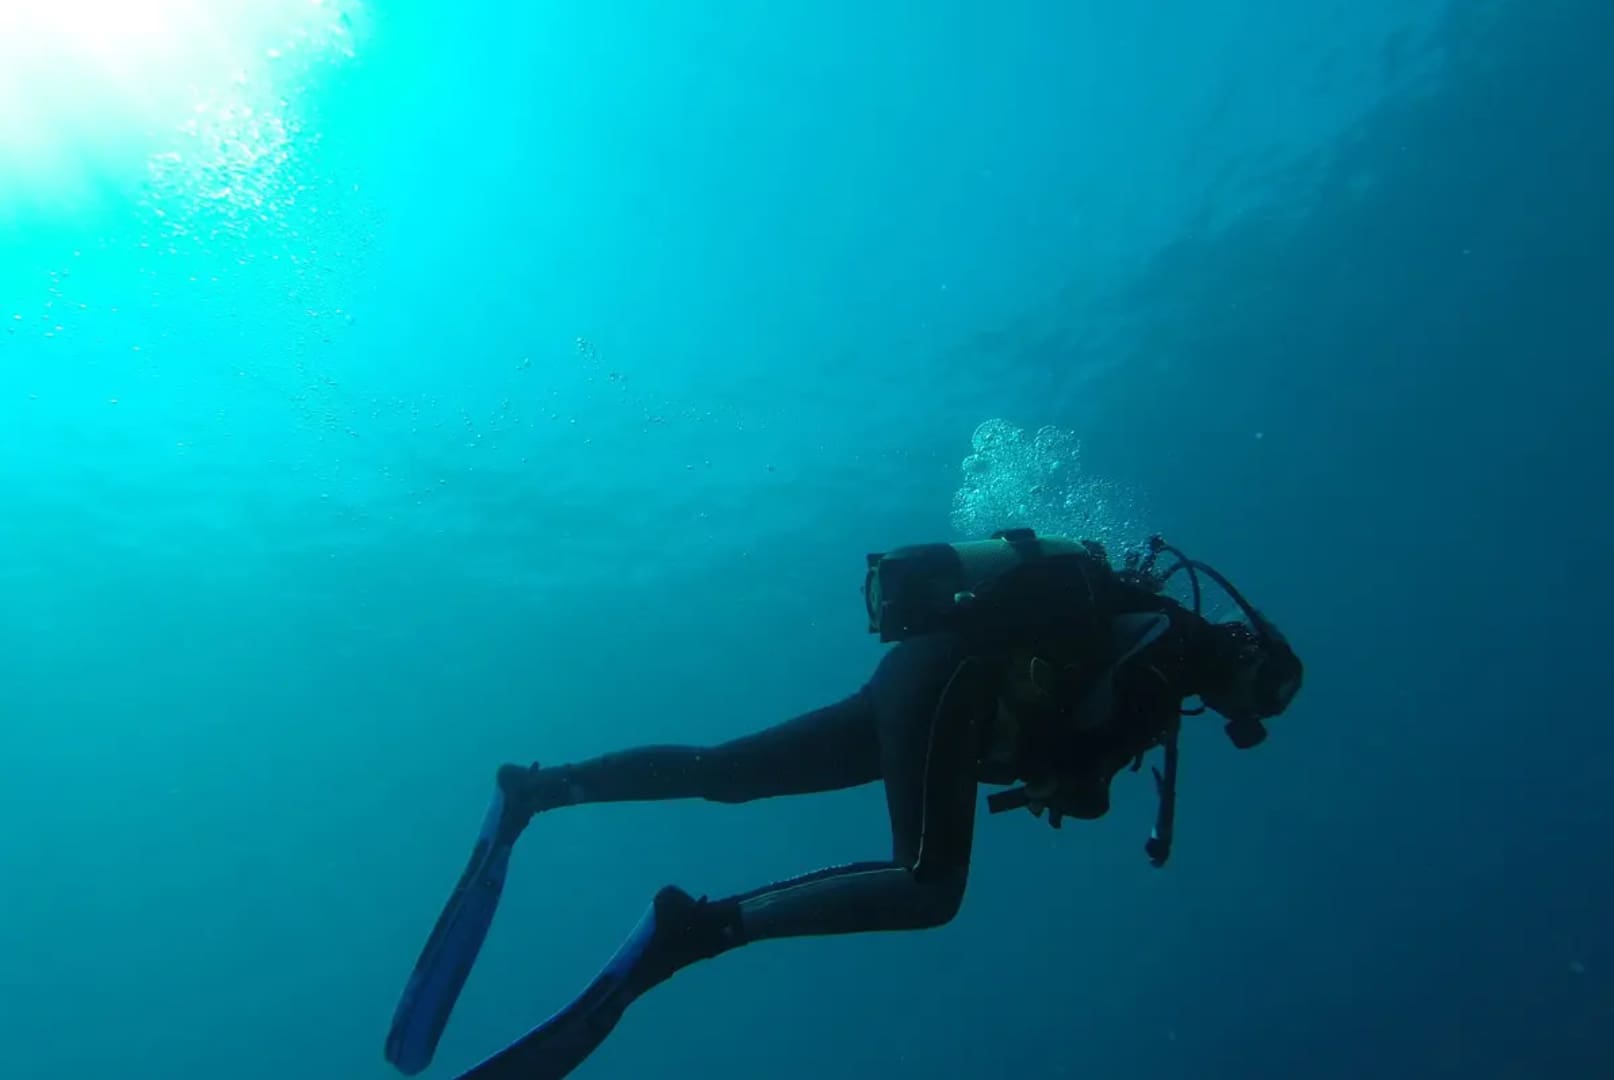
[0,1,224,86]
[0,0,359,213]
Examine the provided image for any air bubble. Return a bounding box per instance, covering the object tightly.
[950,419,1142,549]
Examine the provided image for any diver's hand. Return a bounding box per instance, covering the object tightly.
[1023,778,1065,828]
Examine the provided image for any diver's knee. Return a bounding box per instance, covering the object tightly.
[912,868,967,928]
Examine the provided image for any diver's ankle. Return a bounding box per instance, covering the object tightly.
[497,762,582,817]
[625,887,743,997]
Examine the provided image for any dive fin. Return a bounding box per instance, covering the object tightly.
[451,900,662,1080]
[385,780,528,1075]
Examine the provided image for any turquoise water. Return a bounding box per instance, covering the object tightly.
[3,2,1610,1077]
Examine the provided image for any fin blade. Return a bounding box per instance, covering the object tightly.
[385,790,517,1075]
[453,903,660,1080]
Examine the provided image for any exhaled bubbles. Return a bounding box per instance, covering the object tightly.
[951,418,1145,549]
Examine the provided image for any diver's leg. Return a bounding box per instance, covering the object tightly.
[390,673,885,1071]
[616,636,988,1001]
[488,635,990,1046]
[461,687,974,1080]
[510,687,882,815]
[729,634,987,942]
[600,632,983,995]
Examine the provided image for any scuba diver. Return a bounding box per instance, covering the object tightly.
[384,530,1304,1079]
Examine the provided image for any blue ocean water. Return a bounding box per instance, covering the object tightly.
[2,1,1610,1077]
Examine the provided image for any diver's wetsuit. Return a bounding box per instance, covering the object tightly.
[529,632,986,944]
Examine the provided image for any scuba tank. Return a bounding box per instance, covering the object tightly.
[863,528,1101,643]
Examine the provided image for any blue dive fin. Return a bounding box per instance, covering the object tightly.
[385,786,523,1075]
[452,902,661,1080]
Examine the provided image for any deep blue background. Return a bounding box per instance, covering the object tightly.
[2,2,1610,1077]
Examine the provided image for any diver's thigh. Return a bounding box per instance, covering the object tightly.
[870,634,975,865]
[703,687,881,799]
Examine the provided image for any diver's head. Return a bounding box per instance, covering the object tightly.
[1200,618,1303,748]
